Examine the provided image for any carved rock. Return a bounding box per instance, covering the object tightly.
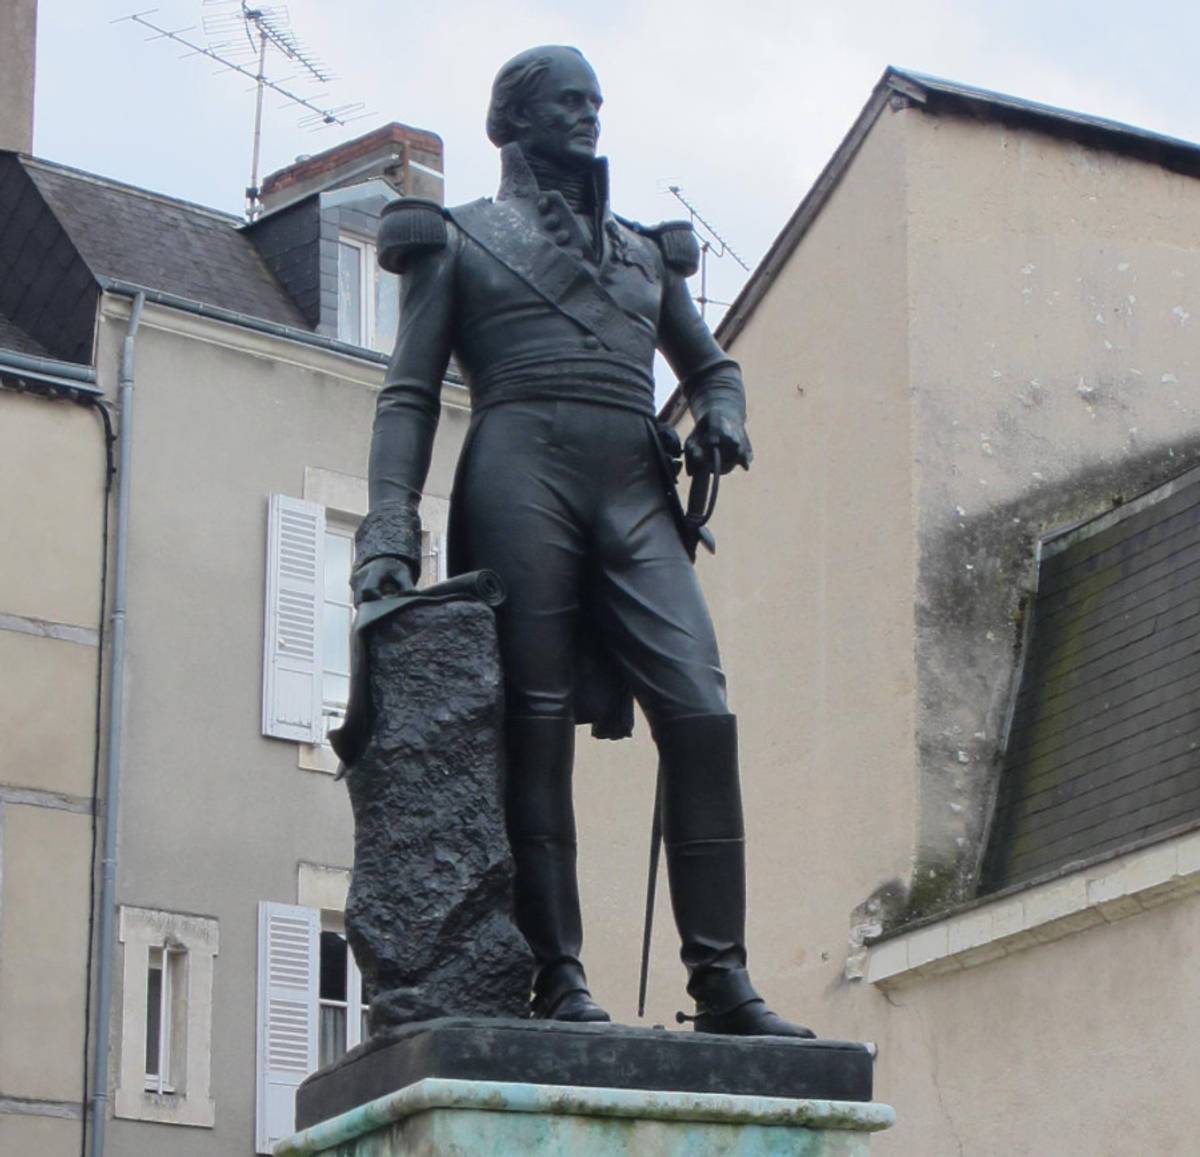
[343,600,532,1028]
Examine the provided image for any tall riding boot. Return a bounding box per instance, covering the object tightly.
[505,715,610,1022]
[655,713,814,1038]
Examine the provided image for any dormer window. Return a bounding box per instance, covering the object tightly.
[337,235,399,354]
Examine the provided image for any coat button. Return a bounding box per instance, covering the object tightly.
[544,213,562,229]
[536,195,551,211]
[554,230,571,245]
[583,335,601,350]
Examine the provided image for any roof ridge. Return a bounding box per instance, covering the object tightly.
[885,66,1200,155]
[21,156,243,226]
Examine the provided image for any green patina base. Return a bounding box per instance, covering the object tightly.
[275,1077,895,1156]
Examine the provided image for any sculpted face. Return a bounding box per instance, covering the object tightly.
[514,51,603,170]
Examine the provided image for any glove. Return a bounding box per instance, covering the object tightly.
[350,556,416,606]
[684,407,753,476]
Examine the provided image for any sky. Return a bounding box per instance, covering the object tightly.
[31,0,1200,338]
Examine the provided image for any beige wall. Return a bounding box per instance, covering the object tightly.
[861,892,1200,1155]
[0,805,92,1101]
[618,102,1200,1154]
[0,1113,82,1157]
[0,0,36,154]
[0,385,105,1126]
[0,392,104,627]
[0,630,98,798]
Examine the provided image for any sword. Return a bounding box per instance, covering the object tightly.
[685,444,722,534]
[637,444,722,1017]
[637,766,662,1018]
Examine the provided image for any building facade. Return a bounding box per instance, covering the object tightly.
[0,125,467,1157]
[5,53,1200,1157]
[612,71,1200,1155]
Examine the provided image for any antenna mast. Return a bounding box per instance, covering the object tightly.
[116,4,367,219]
[667,185,749,320]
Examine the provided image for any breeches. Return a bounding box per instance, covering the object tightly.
[458,400,728,728]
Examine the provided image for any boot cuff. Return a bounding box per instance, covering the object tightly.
[687,966,760,1014]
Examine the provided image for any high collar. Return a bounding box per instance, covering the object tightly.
[496,142,611,213]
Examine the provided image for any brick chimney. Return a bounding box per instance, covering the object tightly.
[259,122,444,213]
[0,0,37,154]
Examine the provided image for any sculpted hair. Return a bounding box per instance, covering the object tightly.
[486,45,586,147]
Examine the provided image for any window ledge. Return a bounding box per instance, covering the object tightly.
[298,742,340,775]
[115,1088,214,1128]
[864,827,1200,987]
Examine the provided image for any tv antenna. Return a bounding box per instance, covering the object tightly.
[666,186,749,319]
[116,4,368,219]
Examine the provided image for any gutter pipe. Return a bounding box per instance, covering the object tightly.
[97,276,390,365]
[89,291,145,1157]
[96,278,467,388]
[0,350,101,392]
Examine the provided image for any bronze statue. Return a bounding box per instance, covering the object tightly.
[351,45,811,1037]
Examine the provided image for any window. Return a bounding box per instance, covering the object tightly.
[337,235,399,354]
[318,922,367,1067]
[264,489,449,753]
[256,900,366,1153]
[321,525,354,739]
[116,906,218,1127]
[320,520,442,739]
[144,946,185,1093]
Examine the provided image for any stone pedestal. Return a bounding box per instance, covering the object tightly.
[341,599,532,1026]
[277,1019,895,1156]
[276,1076,892,1156]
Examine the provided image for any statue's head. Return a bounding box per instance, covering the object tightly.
[486,45,603,170]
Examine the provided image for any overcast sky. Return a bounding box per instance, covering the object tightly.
[32,0,1200,333]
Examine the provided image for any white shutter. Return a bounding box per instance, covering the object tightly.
[255,902,319,1154]
[262,494,325,742]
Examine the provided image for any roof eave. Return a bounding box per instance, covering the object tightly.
[660,66,1200,424]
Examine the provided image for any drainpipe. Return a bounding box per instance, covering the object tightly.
[89,291,145,1157]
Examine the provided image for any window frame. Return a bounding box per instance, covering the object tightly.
[337,233,399,354]
[337,234,372,349]
[283,470,451,773]
[320,520,356,741]
[317,915,367,1068]
[143,944,186,1094]
[116,906,218,1128]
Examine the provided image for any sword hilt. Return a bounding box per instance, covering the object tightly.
[685,445,722,529]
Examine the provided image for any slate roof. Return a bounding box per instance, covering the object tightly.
[22,158,307,328]
[0,153,98,363]
[0,309,48,355]
[980,471,1200,891]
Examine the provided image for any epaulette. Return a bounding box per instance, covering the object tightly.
[377,197,448,274]
[621,217,700,277]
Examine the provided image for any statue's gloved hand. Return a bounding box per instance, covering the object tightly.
[685,408,753,476]
[350,556,416,606]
